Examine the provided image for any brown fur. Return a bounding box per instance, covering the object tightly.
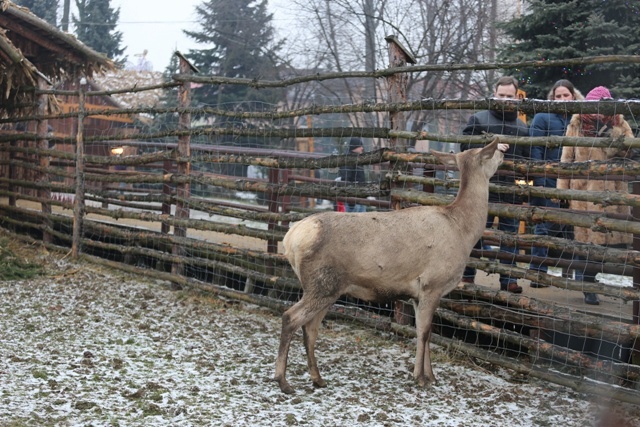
[273,138,504,394]
[557,113,634,246]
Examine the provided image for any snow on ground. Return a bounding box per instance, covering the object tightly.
[1,237,639,426]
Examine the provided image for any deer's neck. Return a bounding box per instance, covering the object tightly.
[449,170,491,236]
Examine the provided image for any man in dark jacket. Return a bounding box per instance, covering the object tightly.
[339,137,366,212]
[460,76,529,293]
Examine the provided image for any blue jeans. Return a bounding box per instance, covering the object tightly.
[529,197,560,274]
[463,215,519,286]
[345,203,366,213]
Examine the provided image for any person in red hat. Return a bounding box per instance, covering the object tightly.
[557,86,634,305]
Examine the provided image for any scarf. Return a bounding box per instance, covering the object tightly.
[580,114,620,137]
[490,109,518,122]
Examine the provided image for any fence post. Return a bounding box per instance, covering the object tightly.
[161,158,172,235]
[385,35,416,153]
[71,76,87,258]
[265,167,282,298]
[280,169,292,217]
[267,168,280,256]
[306,115,315,209]
[633,182,640,365]
[171,54,194,282]
[8,137,16,207]
[385,35,417,326]
[37,75,53,244]
[386,34,416,216]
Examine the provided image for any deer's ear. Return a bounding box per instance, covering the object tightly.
[480,137,499,159]
[431,150,457,167]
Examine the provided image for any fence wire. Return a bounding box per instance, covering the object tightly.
[1,58,640,403]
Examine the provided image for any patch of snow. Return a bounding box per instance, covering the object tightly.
[1,240,638,426]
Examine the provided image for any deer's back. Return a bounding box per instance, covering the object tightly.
[284,207,471,292]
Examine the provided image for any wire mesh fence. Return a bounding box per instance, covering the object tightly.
[1,52,640,403]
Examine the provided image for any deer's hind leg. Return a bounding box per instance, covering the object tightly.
[274,266,343,394]
[303,306,331,388]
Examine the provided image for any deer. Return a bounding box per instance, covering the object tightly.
[273,137,504,394]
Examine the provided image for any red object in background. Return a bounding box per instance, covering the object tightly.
[336,201,345,212]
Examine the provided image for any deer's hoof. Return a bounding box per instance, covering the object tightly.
[274,377,295,394]
[415,375,437,388]
[312,378,327,388]
[281,384,295,394]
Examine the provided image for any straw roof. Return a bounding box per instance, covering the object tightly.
[92,70,164,109]
[0,0,114,117]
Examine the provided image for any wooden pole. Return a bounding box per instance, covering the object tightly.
[385,35,416,325]
[171,55,193,282]
[161,158,172,234]
[306,115,315,209]
[266,167,281,298]
[267,168,280,256]
[72,77,87,258]
[8,135,16,207]
[37,75,52,244]
[385,35,414,152]
[633,181,640,364]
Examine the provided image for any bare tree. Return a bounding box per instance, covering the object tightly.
[406,0,497,141]
[276,0,504,149]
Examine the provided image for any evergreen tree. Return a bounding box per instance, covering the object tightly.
[73,0,126,64]
[14,0,59,26]
[499,0,640,99]
[184,0,285,110]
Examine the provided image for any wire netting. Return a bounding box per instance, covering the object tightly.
[1,56,640,402]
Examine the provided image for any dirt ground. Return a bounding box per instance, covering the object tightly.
[2,228,640,426]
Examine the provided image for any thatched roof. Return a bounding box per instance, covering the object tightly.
[92,70,164,109]
[0,0,115,117]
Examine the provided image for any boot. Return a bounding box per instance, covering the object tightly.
[584,293,600,305]
[501,282,523,294]
[530,282,549,288]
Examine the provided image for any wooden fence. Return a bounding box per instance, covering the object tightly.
[2,51,640,403]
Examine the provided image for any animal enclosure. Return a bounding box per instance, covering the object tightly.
[2,51,640,403]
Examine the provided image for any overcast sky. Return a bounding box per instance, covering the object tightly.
[108,0,294,72]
